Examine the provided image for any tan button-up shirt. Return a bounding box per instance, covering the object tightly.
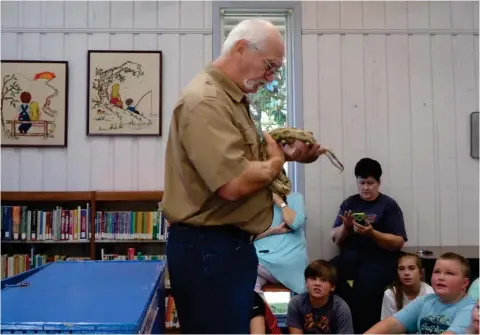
[162,64,273,234]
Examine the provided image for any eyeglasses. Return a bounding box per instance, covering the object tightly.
[249,43,282,75]
[263,59,277,75]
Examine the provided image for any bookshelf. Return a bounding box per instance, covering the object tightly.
[95,191,163,201]
[93,191,165,261]
[2,191,95,272]
[1,191,164,262]
[2,190,178,331]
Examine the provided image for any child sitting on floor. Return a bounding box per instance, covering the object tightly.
[286,259,353,334]
[366,252,476,334]
[250,291,282,334]
[381,253,434,319]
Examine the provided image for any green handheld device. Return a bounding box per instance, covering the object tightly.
[352,212,367,226]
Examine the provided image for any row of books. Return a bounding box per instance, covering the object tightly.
[1,205,170,242]
[94,210,169,241]
[1,254,90,279]
[100,249,167,261]
[165,295,180,329]
[2,205,91,241]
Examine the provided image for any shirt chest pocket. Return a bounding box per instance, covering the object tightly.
[237,122,260,159]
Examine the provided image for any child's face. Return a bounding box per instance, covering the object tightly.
[431,259,469,300]
[306,276,334,300]
[398,256,421,287]
[472,300,479,334]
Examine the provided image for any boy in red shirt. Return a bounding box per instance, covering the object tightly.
[250,291,283,334]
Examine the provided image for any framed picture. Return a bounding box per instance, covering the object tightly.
[471,111,479,159]
[1,60,69,148]
[87,50,162,136]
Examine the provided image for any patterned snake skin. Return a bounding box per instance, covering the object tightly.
[260,127,344,197]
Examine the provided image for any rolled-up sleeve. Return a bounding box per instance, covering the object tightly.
[385,200,408,242]
[287,193,307,230]
[179,98,250,193]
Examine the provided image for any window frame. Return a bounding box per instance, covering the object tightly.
[212,1,305,196]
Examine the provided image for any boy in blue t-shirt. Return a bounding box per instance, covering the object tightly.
[365,252,476,334]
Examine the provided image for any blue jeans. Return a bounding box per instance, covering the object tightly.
[166,223,258,334]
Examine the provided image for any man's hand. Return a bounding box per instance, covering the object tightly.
[270,222,291,235]
[283,141,328,163]
[263,131,285,170]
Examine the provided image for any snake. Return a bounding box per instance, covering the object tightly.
[259,127,344,197]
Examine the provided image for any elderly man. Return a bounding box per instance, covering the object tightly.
[162,19,324,334]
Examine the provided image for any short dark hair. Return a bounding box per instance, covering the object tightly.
[438,252,471,278]
[304,259,337,286]
[125,98,133,106]
[354,157,382,181]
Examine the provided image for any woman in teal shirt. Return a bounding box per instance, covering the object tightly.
[254,191,309,295]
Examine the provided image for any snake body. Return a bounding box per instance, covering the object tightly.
[259,127,345,197]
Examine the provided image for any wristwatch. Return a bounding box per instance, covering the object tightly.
[280,202,287,209]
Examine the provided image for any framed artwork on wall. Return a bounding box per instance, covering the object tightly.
[1,60,69,148]
[471,111,479,159]
[86,50,162,136]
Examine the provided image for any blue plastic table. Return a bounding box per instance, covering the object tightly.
[1,260,167,334]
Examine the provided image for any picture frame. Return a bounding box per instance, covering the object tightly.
[1,60,69,148]
[471,111,479,159]
[86,50,162,136]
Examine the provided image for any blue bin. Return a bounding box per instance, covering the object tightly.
[1,260,167,334]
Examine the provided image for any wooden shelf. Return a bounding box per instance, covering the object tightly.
[1,191,94,202]
[95,191,163,201]
[95,240,166,243]
[1,191,165,261]
[2,240,89,244]
[263,283,290,292]
[1,191,163,202]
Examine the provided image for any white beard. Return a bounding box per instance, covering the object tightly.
[244,78,267,91]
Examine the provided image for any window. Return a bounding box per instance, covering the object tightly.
[222,13,289,177]
[214,2,303,318]
[222,13,288,134]
[216,7,301,183]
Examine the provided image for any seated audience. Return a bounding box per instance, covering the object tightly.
[254,191,308,295]
[286,259,353,334]
[330,157,408,333]
[381,253,434,319]
[469,277,479,300]
[365,252,476,334]
[250,291,283,334]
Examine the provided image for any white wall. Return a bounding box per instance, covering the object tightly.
[301,1,479,259]
[1,1,478,259]
[1,1,212,191]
